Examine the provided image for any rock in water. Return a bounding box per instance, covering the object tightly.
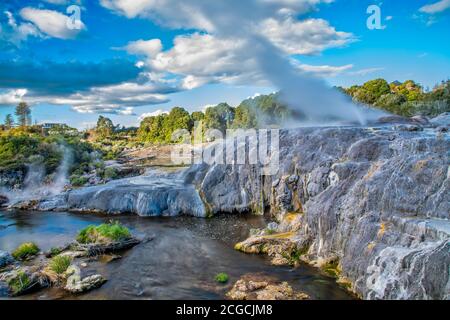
[227,275,309,300]
[64,266,106,294]
[0,251,14,268]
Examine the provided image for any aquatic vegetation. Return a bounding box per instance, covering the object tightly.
[77,221,131,244]
[215,273,229,284]
[49,255,72,274]
[12,242,39,260]
[7,271,32,295]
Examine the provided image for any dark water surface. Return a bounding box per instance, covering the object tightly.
[0,210,353,300]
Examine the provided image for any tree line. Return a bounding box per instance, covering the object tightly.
[340,79,450,117]
[4,78,449,145]
[136,94,290,144]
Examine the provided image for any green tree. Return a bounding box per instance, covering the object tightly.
[137,107,193,144]
[204,103,235,133]
[163,107,193,141]
[232,104,258,129]
[191,111,205,123]
[15,102,31,127]
[375,93,411,116]
[96,116,114,139]
[4,114,14,129]
[138,114,167,143]
[390,80,423,101]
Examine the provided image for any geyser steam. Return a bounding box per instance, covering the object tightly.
[3,144,73,203]
[111,0,379,124]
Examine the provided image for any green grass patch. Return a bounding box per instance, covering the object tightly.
[49,255,72,274]
[49,247,62,257]
[215,273,229,284]
[77,221,131,244]
[12,242,39,260]
[7,271,31,295]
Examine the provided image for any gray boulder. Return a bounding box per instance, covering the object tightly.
[0,251,14,268]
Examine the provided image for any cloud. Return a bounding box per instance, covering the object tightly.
[147,33,260,89]
[139,109,169,120]
[0,59,142,95]
[100,0,334,30]
[0,89,28,106]
[20,7,85,40]
[23,81,172,114]
[1,11,43,46]
[43,0,83,5]
[105,0,364,124]
[0,59,178,114]
[419,0,450,14]
[124,39,162,56]
[118,107,135,115]
[298,63,354,77]
[260,17,354,55]
[349,67,384,76]
[127,32,353,89]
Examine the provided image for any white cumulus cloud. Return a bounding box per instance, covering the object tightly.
[20,7,85,40]
[260,17,354,55]
[0,89,28,105]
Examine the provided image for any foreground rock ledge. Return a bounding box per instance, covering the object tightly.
[227,275,309,300]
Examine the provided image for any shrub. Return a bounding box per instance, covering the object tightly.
[7,271,32,295]
[103,167,118,180]
[215,273,229,284]
[77,221,131,244]
[12,242,39,260]
[49,247,62,257]
[49,255,72,274]
[70,175,88,187]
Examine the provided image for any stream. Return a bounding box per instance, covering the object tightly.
[0,210,353,300]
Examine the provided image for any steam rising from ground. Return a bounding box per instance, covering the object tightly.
[3,145,73,203]
[108,0,387,125]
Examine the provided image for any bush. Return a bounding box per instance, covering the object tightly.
[49,255,72,274]
[215,273,229,284]
[49,247,62,257]
[103,167,118,180]
[12,242,39,260]
[7,271,31,295]
[70,175,88,187]
[77,221,131,244]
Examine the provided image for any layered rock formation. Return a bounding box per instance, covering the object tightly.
[36,170,206,217]
[192,120,450,300]
[16,114,450,299]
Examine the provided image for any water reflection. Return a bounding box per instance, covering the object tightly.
[0,211,353,300]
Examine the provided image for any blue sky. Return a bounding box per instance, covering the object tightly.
[0,0,449,129]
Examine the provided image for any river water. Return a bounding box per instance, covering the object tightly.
[0,210,353,300]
